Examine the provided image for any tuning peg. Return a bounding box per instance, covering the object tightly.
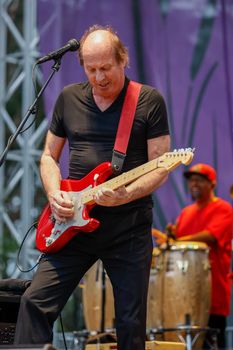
[184,147,195,152]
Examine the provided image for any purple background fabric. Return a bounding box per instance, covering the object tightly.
[37,0,233,229]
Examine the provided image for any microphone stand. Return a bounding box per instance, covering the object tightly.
[0,58,62,167]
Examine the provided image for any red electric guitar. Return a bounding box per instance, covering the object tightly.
[36,148,194,253]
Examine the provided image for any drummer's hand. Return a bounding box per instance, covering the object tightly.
[166,223,176,236]
[48,190,74,223]
[151,228,168,245]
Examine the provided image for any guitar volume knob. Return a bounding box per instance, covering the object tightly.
[45,237,54,246]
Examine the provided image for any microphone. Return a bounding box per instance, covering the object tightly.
[36,39,80,64]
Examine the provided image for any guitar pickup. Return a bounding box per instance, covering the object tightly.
[45,237,55,247]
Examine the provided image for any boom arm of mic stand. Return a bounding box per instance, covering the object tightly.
[0,58,62,167]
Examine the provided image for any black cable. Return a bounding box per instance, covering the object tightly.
[16,223,67,349]
[16,221,43,273]
[59,313,68,350]
[17,226,68,349]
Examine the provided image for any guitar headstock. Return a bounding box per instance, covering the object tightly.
[158,148,195,170]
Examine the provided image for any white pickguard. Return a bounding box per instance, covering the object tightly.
[45,185,92,247]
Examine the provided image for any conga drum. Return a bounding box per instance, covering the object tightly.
[146,247,164,330]
[161,241,211,345]
[82,260,115,332]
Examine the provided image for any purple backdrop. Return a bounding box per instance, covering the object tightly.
[37,0,233,229]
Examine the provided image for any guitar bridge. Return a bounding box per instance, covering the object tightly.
[45,237,55,247]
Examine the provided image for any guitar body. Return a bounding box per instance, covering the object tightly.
[36,149,194,254]
[36,162,113,253]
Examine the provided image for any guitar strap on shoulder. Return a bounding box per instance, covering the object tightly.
[111,80,142,173]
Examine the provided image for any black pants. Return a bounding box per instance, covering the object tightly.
[14,205,153,350]
[203,314,226,349]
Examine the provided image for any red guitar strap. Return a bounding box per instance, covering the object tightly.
[111,80,142,173]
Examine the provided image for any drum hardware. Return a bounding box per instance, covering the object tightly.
[85,330,117,348]
[155,326,219,350]
[73,329,117,350]
[147,328,166,341]
[73,329,90,350]
[94,262,113,333]
[151,314,219,350]
[100,264,107,333]
[176,259,189,273]
[93,259,107,330]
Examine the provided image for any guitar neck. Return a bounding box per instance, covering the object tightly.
[81,156,184,205]
[81,158,160,205]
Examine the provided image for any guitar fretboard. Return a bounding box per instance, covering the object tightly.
[81,158,159,204]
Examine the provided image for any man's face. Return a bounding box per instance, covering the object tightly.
[187,174,213,201]
[82,31,126,99]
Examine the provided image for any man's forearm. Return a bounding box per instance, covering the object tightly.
[40,154,62,198]
[125,167,168,203]
[177,231,216,245]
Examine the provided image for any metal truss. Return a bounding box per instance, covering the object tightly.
[0,0,48,279]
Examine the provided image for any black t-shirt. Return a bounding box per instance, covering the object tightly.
[49,77,169,210]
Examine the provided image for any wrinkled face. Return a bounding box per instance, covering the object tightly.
[82,31,126,99]
[187,174,213,201]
